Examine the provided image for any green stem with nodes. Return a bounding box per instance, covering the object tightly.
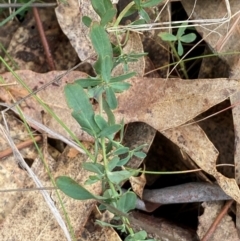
[168,41,188,79]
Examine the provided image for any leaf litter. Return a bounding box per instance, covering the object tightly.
[1,0,240,240]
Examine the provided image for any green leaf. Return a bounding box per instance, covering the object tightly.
[114,147,129,155]
[91,0,113,19]
[64,84,99,137]
[117,192,137,213]
[133,151,146,158]
[133,0,141,7]
[83,162,104,175]
[90,22,113,81]
[177,23,187,37]
[98,124,121,138]
[159,32,177,42]
[130,19,146,25]
[94,115,108,129]
[180,33,197,43]
[82,16,92,27]
[110,72,135,83]
[56,176,97,200]
[139,8,150,23]
[100,8,117,26]
[177,40,184,56]
[125,231,148,241]
[110,82,131,92]
[117,156,131,166]
[106,87,118,109]
[102,98,115,125]
[107,170,135,184]
[85,175,102,185]
[108,156,120,171]
[141,0,163,8]
[75,78,102,88]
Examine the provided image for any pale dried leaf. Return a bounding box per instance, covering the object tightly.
[197,202,239,241]
[0,146,102,240]
[55,0,99,62]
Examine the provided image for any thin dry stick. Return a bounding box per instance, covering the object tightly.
[0,135,42,159]
[201,200,234,241]
[32,7,56,70]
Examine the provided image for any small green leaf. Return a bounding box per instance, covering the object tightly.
[141,0,163,8]
[82,16,92,27]
[125,231,148,241]
[117,156,131,166]
[90,22,113,81]
[177,23,187,37]
[159,32,177,42]
[65,83,99,137]
[106,87,118,109]
[56,176,97,200]
[117,192,137,213]
[133,0,141,7]
[102,98,115,125]
[110,82,131,92]
[110,72,135,83]
[91,0,113,18]
[139,8,150,23]
[76,78,102,88]
[133,151,146,158]
[177,40,184,56]
[98,124,121,138]
[114,147,129,155]
[180,33,197,43]
[83,162,104,175]
[100,8,117,26]
[107,170,136,184]
[94,115,108,129]
[108,156,120,171]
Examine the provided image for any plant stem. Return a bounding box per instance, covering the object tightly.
[168,41,189,79]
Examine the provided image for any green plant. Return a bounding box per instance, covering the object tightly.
[159,22,197,78]
[55,0,161,240]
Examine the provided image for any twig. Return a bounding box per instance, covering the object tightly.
[33,7,56,71]
[0,135,42,159]
[201,200,234,241]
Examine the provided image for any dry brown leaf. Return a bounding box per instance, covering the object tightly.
[181,1,240,78]
[55,0,99,63]
[129,172,146,199]
[1,70,240,202]
[0,8,80,73]
[197,202,239,241]
[0,146,102,241]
